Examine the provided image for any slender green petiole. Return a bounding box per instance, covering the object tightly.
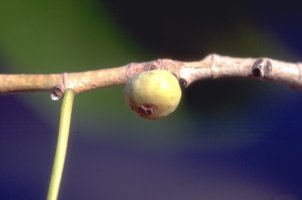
[47,89,75,200]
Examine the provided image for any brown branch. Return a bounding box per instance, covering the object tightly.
[1,54,302,99]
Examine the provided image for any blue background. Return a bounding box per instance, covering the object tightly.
[0,0,302,199]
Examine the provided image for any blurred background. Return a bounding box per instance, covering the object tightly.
[0,0,302,199]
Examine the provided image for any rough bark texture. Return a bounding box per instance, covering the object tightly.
[1,54,301,98]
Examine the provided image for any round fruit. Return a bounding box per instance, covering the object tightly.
[124,70,182,120]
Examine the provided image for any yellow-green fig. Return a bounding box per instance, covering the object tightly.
[124,70,182,120]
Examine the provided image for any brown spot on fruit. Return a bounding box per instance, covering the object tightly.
[137,104,155,116]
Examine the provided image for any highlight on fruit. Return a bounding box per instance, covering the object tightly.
[124,69,182,120]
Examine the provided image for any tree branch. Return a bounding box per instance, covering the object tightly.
[1,54,302,98]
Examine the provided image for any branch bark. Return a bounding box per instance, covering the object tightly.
[1,54,302,98]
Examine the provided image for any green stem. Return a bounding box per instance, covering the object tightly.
[47,89,75,200]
